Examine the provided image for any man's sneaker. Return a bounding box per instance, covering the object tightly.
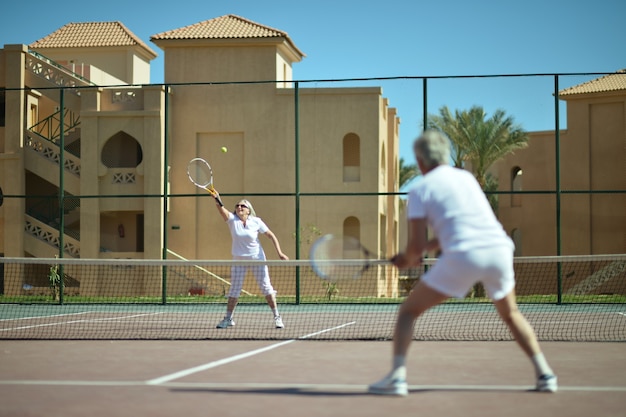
[536,374,558,393]
[216,317,235,329]
[368,374,408,396]
[274,315,285,329]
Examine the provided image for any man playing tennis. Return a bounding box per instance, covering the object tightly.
[369,129,557,396]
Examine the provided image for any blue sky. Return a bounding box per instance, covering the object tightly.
[1,0,624,168]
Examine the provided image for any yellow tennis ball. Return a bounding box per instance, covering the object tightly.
[221,146,228,153]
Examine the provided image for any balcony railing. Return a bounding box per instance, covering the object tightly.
[25,129,81,176]
[25,215,80,258]
[29,108,80,145]
[26,50,95,89]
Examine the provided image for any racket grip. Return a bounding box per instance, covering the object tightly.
[214,196,224,207]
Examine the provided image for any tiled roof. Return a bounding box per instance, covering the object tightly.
[151,14,304,57]
[559,69,626,96]
[30,22,157,58]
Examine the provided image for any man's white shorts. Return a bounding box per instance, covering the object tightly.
[421,247,515,300]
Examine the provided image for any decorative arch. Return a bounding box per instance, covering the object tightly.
[101,131,143,168]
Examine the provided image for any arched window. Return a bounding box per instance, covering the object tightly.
[343,216,362,259]
[101,132,143,168]
[512,228,522,256]
[380,143,386,185]
[343,133,360,182]
[343,216,360,240]
[394,159,400,192]
[511,166,523,207]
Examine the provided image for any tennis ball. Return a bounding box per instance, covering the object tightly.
[221,146,228,153]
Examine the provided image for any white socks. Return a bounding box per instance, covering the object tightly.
[390,355,407,381]
[531,353,554,377]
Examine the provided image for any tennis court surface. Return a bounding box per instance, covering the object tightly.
[1,255,624,415]
[1,339,625,417]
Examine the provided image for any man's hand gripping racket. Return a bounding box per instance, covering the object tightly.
[187,157,224,207]
[309,235,391,281]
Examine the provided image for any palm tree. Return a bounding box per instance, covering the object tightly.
[428,105,529,189]
[426,105,469,168]
[427,105,528,298]
[399,157,420,189]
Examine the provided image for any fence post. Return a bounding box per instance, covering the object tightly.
[161,85,170,305]
[58,88,65,305]
[294,82,301,305]
[554,75,563,305]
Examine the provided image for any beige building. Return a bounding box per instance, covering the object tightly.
[492,70,626,256]
[0,15,401,297]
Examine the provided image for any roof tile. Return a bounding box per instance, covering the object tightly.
[151,14,304,57]
[559,69,626,96]
[151,14,285,40]
[30,22,157,58]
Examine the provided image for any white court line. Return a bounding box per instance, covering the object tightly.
[146,321,357,385]
[146,340,297,385]
[298,321,356,339]
[0,311,91,322]
[0,312,163,332]
[1,380,625,392]
[0,380,146,386]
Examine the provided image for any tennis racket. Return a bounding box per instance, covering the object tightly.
[187,157,224,207]
[309,234,391,281]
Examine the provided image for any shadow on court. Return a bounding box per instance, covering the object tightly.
[169,386,541,396]
[171,387,367,396]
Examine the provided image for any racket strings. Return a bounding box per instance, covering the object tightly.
[310,235,371,280]
[188,160,213,188]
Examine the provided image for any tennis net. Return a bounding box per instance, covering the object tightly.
[0,255,624,341]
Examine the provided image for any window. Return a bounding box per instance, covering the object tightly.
[511,166,523,207]
[343,133,360,182]
[512,228,522,256]
[380,144,386,185]
[101,132,143,168]
[343,217,361,255]
[379,214,387,258]
[30,104,38,128]
[0,89,5,127]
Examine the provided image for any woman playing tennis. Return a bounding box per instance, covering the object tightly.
[209,190,289,329]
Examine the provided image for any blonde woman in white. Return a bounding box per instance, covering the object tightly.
[210,190,288,329]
